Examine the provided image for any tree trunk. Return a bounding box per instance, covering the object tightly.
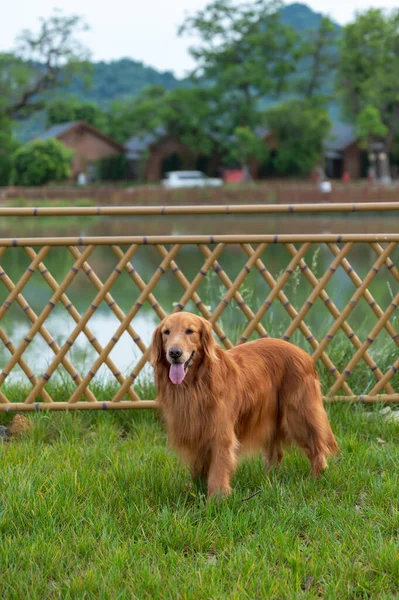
[369,140,391,184]
[242,163,252,183]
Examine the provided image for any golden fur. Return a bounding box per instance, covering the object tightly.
[151,312,339,497]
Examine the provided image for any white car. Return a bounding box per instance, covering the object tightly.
[162,171,223,189]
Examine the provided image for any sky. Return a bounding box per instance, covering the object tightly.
[1,0,399,78]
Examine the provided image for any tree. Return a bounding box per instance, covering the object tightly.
[0,12,90,185]
[2,12,90,119]
[12,139,74,185]
[265,100,331,176]
[179,0,299,130]
[178,0,301,173]
[0,117,19,185]
[356,105,388,147]
[46,99,107,130]
[107,85,223,156]
[297,16,339,101]
[337,8,399,179]
[228,126,269,180]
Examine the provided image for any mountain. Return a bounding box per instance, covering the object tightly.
[280,3,341,32]
[69,58,183,106]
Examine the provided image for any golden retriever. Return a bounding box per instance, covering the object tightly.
[151,312,339,497]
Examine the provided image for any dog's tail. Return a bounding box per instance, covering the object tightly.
[308,376,339,456]
[281,374,339,475]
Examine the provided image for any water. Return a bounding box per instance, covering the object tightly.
[1,211,398,384]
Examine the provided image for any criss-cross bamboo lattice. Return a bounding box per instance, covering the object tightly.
[1,202,399,410]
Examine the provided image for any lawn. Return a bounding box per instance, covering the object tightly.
[0,403,398,599]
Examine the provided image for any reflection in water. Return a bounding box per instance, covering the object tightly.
[1,212,398,382]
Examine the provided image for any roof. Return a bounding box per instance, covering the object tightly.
[324,123,357,156]
[38,122,78,140]
[36,121,126,153]
[255,127,271,139]
[124,122,358,160]
[125,127,166,160]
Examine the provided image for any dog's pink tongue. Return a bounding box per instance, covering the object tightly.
[169,363,186,385]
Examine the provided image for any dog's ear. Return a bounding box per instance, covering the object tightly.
[150,323,164,366]
[200,318,218,361]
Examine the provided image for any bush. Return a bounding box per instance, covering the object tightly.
[12,138,74,186]
[0,117,18,186]
[96,154,128,181]
[265,100,331,176]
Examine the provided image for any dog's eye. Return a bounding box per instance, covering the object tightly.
[163,329,170,335]
[185,328,194,335]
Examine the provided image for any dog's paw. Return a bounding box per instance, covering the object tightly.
[207,485,232,500]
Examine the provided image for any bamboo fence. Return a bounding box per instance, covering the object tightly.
[0,202,398,410]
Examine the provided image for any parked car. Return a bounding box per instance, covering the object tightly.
[162,171,223,189]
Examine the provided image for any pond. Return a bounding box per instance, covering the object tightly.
[1,210,398,384]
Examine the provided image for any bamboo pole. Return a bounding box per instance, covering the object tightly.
[155,244,234,348]
[3,233,399,247]
[23,244,140,404]
[313,242,396,364]
[0,394,397,412]
[0,246,94,387]
[199,245,268,340]
[242,243,353,396]
[284,243,393,395]
[239,243,312,342]
[2,201,399,217]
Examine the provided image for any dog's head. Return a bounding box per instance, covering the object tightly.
[151,312,217,384]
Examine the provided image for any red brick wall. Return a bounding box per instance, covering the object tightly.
[146,137,196,182]
[60,127,121,178]
[343,142,361,179]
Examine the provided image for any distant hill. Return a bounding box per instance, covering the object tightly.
[69,58,183,106]
[280,2,341,32]
[15,58,184,141]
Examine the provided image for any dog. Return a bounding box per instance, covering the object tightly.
[151,312,339,497]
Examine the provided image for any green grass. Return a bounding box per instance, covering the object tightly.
[0,404,398,599]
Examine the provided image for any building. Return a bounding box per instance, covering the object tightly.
[125,122,369,182]
[125,129,219,182]
[324,123,367,180]
[37,121,126,180]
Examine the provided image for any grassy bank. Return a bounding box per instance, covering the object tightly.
[0,405,398,598]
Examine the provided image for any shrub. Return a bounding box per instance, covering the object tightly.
[96,154,128,181]
[12,138,74,186]
[0,117,18,186]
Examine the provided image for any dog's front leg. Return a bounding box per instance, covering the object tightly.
[188,447,211,494]
[207,437,238,498]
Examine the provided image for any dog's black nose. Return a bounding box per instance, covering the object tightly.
[169,347,183,361]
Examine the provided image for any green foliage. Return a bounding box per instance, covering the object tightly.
[337,8,399,149]
[180,0,300,131]
[229,126,269,169]
[0,116,19,185]
[1,12,90,120]
[296,16,340,100]
[12,138,74,186]
[96,154,128,181]
[265,100,331,175]
[68,58,182,105]
[46,99,77,126]
[108,86,222,155]
[356,105,389,148]
[46,99,108,130]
